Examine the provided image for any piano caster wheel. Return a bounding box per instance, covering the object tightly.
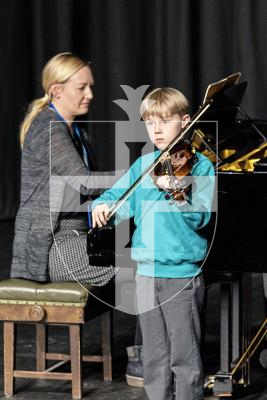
[204,375,215,390]
[204,375,215,397]
[259,348,267,369]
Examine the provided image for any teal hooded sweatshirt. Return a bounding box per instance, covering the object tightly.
[92,151,215,278]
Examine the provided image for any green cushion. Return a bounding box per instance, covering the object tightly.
[0,279,92,305]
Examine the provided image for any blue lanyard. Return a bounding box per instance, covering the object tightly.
[48,103,89,168]
[49,103,91,227]
[87,204,92,229]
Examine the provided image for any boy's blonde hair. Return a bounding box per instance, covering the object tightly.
[140,87,189,120]
[20,52,89,148]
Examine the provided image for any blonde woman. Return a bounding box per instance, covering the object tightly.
[11,52,121,286]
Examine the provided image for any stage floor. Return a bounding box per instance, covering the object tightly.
[0,220,266,400]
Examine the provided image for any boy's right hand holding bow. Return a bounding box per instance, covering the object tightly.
[92,204,110,227]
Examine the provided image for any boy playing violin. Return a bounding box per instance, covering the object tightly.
[92,87,215,400]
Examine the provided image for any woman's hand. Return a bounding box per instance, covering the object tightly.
[92,204,110,227]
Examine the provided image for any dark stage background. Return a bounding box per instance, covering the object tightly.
[0,0,267,220]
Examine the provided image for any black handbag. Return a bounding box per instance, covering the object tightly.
[87,224,133,267]
[87,225,116,266]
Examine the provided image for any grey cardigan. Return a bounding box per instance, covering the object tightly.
[11,108,123,281]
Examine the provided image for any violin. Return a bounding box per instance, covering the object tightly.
[152,140,197,203]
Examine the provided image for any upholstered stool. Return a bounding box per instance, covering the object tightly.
[0,278,113,399]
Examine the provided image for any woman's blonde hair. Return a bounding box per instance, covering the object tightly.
[140,87,189,121]
[19,52,89,148]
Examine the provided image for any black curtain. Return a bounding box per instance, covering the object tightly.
[0,0,266,220]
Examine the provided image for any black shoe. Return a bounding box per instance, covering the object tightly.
[125,345,144,387]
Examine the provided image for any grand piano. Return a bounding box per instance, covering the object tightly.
[194,76,267,273]
[192,76,267,396]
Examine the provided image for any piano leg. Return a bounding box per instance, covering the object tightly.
[213,272,252,397]
[213,273,245,397]
[232,279,242,366]
[213,281,233,397]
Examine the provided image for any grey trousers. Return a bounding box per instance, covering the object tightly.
[136,274,204,400]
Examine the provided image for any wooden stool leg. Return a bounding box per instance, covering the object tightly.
[69,324,82,399]
[101,310,112,381]
[4,321,14,396]
[36,324,46,371]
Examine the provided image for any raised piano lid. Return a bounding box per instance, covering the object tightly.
[193,75,267,172]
